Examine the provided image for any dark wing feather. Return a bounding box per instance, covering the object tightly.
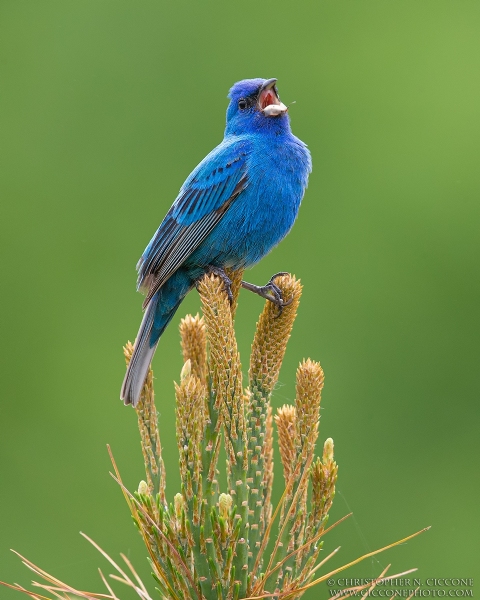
[137,140,250,308]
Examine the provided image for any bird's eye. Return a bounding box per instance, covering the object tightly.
[238,98,248,111]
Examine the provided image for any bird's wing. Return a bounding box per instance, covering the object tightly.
[137,138,250,307]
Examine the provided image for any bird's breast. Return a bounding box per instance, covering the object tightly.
[247,137,310,222]
[203,137,311,268]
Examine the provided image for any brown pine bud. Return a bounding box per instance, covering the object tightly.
[249,275,302,394]
[179,314,207,384]
[275,404,297,484]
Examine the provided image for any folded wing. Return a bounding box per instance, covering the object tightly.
[137,139,250,308]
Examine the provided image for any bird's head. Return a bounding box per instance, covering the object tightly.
[225,78,290,136]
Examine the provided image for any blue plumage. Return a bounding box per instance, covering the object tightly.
[121,78,312,406]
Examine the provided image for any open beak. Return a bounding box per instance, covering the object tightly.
[258,78,288,117]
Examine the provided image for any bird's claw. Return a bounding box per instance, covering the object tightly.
[241,272,293,317]
[205,266,234,303]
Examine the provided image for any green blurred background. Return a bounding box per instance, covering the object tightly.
[1,1,479,597]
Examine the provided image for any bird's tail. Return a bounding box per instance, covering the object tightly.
[120,269,193,407]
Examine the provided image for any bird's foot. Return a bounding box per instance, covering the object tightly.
[241,272,293,317]
[204,266,234,303]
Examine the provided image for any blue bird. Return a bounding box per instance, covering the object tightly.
[121,78,312,406]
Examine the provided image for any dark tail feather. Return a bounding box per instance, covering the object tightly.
[120,270,193,407]
[121,294,159,406]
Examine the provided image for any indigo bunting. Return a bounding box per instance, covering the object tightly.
[121,78,312,406]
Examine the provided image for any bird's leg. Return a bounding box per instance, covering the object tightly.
[203,266,234,303]
[241,272,293,317]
